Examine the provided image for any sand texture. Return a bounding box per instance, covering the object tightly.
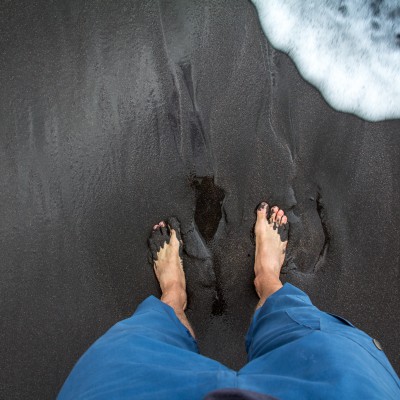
[1,1,399,399]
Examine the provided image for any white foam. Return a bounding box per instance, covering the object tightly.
[251,0,400,121]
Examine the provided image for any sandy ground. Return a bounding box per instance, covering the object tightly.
[1,1,399,398]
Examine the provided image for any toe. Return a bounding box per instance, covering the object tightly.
[281,215,288,225]
[153,224,159,231]
[168,226,182,249]
[256,202,269,220]
[167,216,183,244]
[276,210,284,224]
[159,221,169,236]
[170,227,177,240]
[269,206,279,223]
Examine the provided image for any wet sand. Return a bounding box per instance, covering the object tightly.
[0,1,399,399]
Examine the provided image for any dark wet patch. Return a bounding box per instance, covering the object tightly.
[313,192,329,271]
[191,176,226,316]
[192,176,225,242]
[190,176,227,315]
[212,285,227,315]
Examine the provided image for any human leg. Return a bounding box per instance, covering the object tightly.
[253,202,288,308]
[237,202,400,400]
[149,218,195,338]
[58,218,235,400]
[240,282,400,399]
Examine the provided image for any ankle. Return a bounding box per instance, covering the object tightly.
[161,285,187,311]
[160,279,185,294]
[254,259,281,279]
[254,274,282,300]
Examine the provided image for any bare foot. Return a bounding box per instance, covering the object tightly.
[254,202,289,308]
[148,218,195,337]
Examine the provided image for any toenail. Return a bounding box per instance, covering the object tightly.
[258,202,267,211]
[159,221,165,227]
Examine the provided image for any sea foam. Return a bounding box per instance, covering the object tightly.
[251,0,400,121]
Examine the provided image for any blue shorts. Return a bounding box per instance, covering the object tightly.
[58,284,400,400]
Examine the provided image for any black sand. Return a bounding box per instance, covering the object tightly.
[0,1,399,399]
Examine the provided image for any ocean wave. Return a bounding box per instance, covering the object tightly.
[251,0,400,121]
